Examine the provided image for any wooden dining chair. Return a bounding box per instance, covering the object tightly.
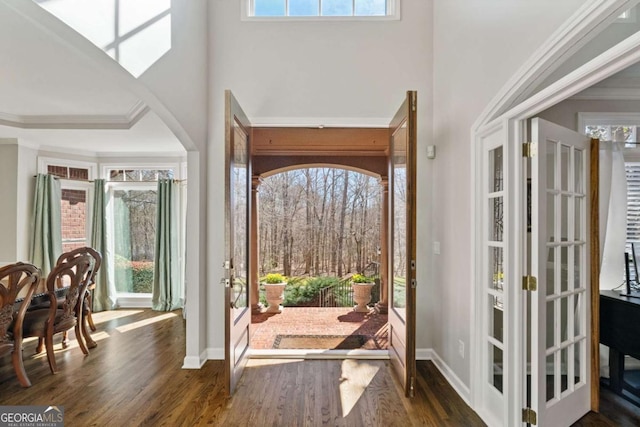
[55,247,102,349]
[22,253,94,374]
[0,262,41,387]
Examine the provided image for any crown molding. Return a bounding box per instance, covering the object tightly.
[0,100,149,129]
[570,86,640,100]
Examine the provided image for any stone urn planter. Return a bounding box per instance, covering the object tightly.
[263,273,287,313]
[351,274,375,313]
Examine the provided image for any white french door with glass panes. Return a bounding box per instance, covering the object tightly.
[477,123,513,427]
[528,117,591,426]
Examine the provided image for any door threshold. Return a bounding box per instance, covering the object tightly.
[250,349,389,360]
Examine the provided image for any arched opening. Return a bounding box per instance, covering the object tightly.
[250,165,389,351]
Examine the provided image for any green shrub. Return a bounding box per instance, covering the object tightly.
[132,261,154,293]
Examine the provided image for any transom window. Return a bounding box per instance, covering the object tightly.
[108,168,174,182]
[247,0,397,18]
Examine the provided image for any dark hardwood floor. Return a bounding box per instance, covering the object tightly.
[0,309,638,426]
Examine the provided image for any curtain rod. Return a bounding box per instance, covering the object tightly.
[33,175,186,183]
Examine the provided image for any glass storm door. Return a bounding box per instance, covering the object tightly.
[225,90,252,395]
[529,117,591,426]
[388,91,417,397]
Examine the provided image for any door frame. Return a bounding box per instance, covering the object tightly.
[472,2,640,425]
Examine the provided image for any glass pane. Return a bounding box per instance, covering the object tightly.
[490,297,504,343]
[574,246,583,290]
[585,125,609,140]
[612,125,633,143]
[561,296,569,342]
[547,353,556,402]
[574,198,582,240]
[233,121,249,317]
[61,189,87,253]
[392,122,407,315]
[255,0,286,16]
[69,167,89,180]
[574,149,583,194]
[489,146,503,192]
[489,247,504,291]
[490,344,503,393]
[561,347,569,393]
[547,246,556,296]
[110,169,125,181]
[322,0,353,16]
[561,246,569,293]
[290,0,317,16]
[489,197,503,242]
[47,165,68,179]
[547,140,557,190]
[355,0,386,16]
[574,293,583,338]
[125,170,138,181]
[561,145,570,191]
[547,193,556,242]
[113,189,157,293]
[575,341,583,386]
[561,195,569,243]
[547,300,555,349]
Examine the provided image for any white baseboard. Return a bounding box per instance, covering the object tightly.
[115,293,152,308]
[207,347,224,360]
[182,349,208,369]
[417,348,471,406]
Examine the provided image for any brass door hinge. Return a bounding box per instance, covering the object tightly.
[522,275,537,291]
[522,408,537,425]
[523,142,537,158]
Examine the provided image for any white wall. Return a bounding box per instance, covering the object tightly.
[433,0,584,388]
[16,144,38,262]
[208,0,433,354]
[0,141,19,264]
[539,99,640,130]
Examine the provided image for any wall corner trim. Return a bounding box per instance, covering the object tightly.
[417,348,471,406]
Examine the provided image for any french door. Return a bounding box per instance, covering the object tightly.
[224,90,252,395]
[528,117,591,426]
[388,90,417,397]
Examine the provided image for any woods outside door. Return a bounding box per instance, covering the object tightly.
[224,90,252,395]
[388,90,417,397]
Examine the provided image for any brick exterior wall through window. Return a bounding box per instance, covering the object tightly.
[61,189,87,252]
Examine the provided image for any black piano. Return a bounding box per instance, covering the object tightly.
[600,290,640,403]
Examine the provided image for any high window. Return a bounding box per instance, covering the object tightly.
[246,0,398,18]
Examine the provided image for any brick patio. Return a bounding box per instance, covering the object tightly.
[251,307,388,350]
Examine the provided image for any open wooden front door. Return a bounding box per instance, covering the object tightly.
[388,91,417,397]
[224,90,252,395]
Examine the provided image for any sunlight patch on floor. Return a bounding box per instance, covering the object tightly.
[92,309,144,324]
[115,312,177,333]
[26,331,111,358]
[339,359,380,417]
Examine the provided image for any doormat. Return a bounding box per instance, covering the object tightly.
[272,334,368,350]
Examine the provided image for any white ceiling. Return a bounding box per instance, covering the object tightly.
[0,1,184,155]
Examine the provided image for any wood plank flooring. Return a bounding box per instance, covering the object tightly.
[0,309,638,426]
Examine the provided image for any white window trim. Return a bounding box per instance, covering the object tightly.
[38,157,95,247]
[38,156,97,180]
[241,0,400,22]
[101,162,182,181]
[577,112,640,160]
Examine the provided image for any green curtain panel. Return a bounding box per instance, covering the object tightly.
[91,179,116,311]
[152,179,185,311]
[29,174,62,277]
